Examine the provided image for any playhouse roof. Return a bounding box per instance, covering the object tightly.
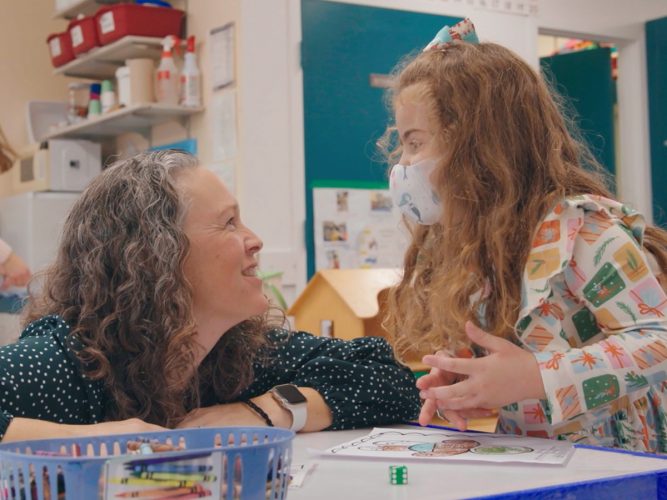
[289,268,402,319]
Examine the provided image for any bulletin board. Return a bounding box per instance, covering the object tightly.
[312,181,409,272]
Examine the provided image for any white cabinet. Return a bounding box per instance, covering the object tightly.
[0,192,79,273]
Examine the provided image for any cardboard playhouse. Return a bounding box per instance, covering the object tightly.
[287,268,428,372]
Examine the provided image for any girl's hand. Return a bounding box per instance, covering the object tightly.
[417,350,494,429]
[419,321,545,412]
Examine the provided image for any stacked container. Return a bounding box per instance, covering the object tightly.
[47,31,75,67]
[95,3,184,45]
[47,2,185,67]
[68,15,100,56]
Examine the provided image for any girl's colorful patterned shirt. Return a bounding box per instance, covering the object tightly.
[498,195,667,452]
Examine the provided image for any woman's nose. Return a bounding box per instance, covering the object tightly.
[246,228,263,255]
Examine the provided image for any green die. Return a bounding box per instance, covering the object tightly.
[389,465,408,485]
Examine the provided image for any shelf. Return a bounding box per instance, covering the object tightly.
[54,36,166,80]
[52,0,101,20]
[44,103,203,140]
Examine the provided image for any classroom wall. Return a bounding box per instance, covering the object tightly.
[2,1,666,302]
[0,0,71,153]
[117,0,241,170]
[237,0,667,297]
[538,0,667,221]
[150,0,241,174]
[539,0,667,40]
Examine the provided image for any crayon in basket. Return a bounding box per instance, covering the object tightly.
[125,463,213,474]
[115,484,210,498]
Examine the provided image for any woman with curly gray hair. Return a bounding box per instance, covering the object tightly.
[0,150,420,441]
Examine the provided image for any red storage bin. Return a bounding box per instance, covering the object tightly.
[68,16,100,56]
[95,4,184,46]
[46,31,75,67]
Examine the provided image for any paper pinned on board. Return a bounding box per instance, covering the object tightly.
[318,427,575,466]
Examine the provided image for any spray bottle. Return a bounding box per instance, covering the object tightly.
[180,35,201,107]
[156,35,180,105]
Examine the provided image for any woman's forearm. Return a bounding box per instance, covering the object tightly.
[3,417,73,442]
[2,417,167,442]
[253,387,333,433]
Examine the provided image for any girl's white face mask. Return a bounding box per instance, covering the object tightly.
[389,158,443,225]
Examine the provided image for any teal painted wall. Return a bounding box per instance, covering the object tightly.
[646,16,667,227]
[540,48,617,183]
[301,0,460,276]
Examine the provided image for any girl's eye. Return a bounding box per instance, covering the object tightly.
[408,141,421,152]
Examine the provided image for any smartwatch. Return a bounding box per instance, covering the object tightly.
[270,384,308,432]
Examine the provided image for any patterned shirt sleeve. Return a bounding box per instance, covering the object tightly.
[535,210,667,426]
[240,331,421,430]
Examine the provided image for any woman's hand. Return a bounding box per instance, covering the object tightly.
[176,402,268,429]
[417,351,494,429]
[79,418,168,437]
[2,417,167,442]
[419,322,545,419]
[0,252,31,290]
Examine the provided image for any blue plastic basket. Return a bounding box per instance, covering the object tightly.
[0,426,294,500]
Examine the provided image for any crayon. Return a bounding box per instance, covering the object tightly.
[125,452,212,467]
[161,491,211,500]
[125,464,213,474]
[131,471,217,482]
[109,477,197,488]
[115,485,205,498]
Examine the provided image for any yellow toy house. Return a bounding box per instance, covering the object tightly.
[288,268,427,372]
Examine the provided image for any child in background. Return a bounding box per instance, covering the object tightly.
[0,127,32,290]
[382,19,667,451]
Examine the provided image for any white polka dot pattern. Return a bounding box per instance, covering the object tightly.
[239,330,421,430]
[0,317,421,439]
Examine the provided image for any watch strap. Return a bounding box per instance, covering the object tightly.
[287,399,307,432]
[271,386,307,432]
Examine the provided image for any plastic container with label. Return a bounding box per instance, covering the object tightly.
[68,15,100,56]
[46,32,75,67]
[95,4,184,46]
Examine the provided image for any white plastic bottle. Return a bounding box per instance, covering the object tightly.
[156,35,180,105]
[180,35,201,107]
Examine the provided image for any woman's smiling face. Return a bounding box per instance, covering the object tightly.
[180,167,268,332]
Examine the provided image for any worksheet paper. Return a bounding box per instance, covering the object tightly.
[321,428,575,465]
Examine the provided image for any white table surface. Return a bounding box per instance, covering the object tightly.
[288,426,667,500]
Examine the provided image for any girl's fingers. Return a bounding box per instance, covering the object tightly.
[442,410,468,431]
[418,397,438,426]
[422,355,476,375]
[420,379,473,401]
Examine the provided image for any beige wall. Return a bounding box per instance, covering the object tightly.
[116,0,242,179]
[0,0,71,152]
[0,0,241,164]
[186,0,241,169]
[0,0,73,198]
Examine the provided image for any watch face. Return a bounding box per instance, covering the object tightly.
[275,384,307,404]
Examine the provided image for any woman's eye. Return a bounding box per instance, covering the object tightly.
[408,141,421,152]
[225,217,237,229]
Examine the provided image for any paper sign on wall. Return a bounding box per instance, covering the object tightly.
[313,186,409,271]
